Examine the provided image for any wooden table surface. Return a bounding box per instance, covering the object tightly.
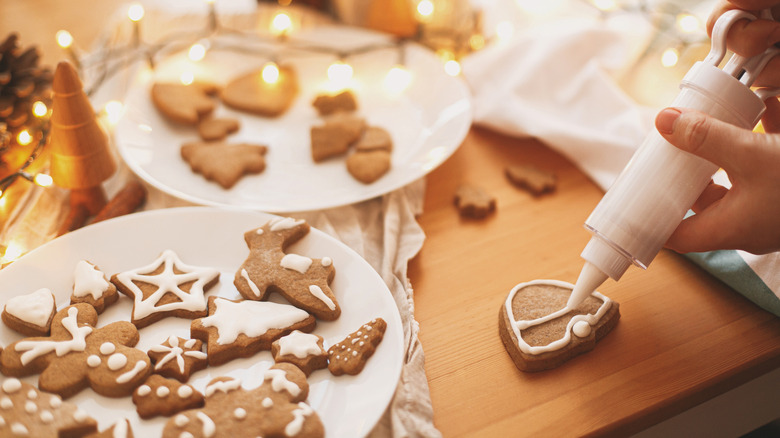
[4,1,780,436]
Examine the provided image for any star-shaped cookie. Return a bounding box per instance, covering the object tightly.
[147,335,207,382]
[111,250,220,329]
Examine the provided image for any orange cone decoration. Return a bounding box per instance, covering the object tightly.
[49,61,116,214]
[366,0,418,38]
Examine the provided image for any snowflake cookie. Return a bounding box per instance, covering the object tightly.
[147,335,208,382]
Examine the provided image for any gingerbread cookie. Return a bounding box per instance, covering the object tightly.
[310,123,359,163]
[354,126,392,152]
[111,250,220,329]
[85,419,133,438]
[271,330,327,376]
[197,117,240,141]
[133,375,204,419]
[161,363,324,438]
[191,296,316,366]
[505,164,557,196]
[312,90,357,116]
[151,82,218,125]
[454,184,496,219]
[0,303,152,398]
[180,141,268,189]
[70,260,119,314]
[346,149,391,184]
[147,335,208,382]
[233,217,340,321]
[2,288,56,336]
[0,377,98,437]
[221,66,298,117]
[499,280,620,372]
[324,112,366,139]
[327,318,386,376]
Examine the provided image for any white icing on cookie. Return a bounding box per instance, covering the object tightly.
[0,397,10,409]
[39,410,54,424]
[73,260,110,300]
[199,298,310,345]
[178,385,193,398]
[49,396,61,408]
[26,389,36,399]
[100,342,115,355]
[184,339,197,349]
[107,353,128,370]
[263,369,301,397]
[573,320,592,338]
[114,250,219,321]
[233,407,246,420]
[269,217,304,231]
[261,397,273,407]
[10,422,28,435]
[285,402,314,436]
[137,385,151,396]
[73,409,89,422]
[113,419,129,438]
[308,285,336,311]
[280,254,312,274]
[321,257,332,267]
[504,280,612,355]
[196,411,215,437]
[278,330,323,359]
[174,414,189,427]
[156,386,170,397]
[116,360,147,384]
[204,379,241,397]
[14,307,92,365]
[4,288,54,328]
[24,400,36,414]
[2,378,22,394]
[239,269,261,298]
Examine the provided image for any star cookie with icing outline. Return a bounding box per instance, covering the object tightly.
[233,217,341,321]
[111,250,220,329]
[161,363,324,438]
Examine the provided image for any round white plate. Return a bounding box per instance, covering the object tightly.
[115,25,472,212]
[0,207,403,437]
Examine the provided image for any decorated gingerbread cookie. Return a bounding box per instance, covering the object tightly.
[180,141,268,189]
[161,363,324,438]
[133,374,204,419]
[85,419,133,438]
[233,217,341,321]
[0,377,98,437]
[70,260,119,314]
[0,303,152,398]
[499,280,620,372]
[111,250,220,329]
[221,66,298,117]
[271,330,327,376]
[2,288,56,336]
[327,318,386,376]
[147,335,208,382]
[151,82,218,125]
[191,296,316,366]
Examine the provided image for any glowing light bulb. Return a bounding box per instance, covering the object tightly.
[1,242,24,264]
[17,130,32,146]
[328,61,353,85]
[677,13,700,33]
[384,66,412,94]
[128,4,145,22]
[417,0,434,18]
[104,100,124,125]
[661,48,679,68]
[262,62,280,84]
[592,0,617,11]
[496,21,514,42]
[469,34,485,51]
[32,101,48,118]
[188,43,207,61]
[444,60,461,76]
[56,30,73,48]
[180,71,195,85]
[33,173,53,187]
[271,13,292,36]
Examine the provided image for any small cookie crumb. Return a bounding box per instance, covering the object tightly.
[454,184,496,219]
[505,164,556,196]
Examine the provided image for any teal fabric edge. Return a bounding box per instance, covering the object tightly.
[685,250,780,318]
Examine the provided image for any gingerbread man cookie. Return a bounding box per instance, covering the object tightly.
[191,296,316,366]
[161,363,324,438]
[327,317,387,376]
[180,141,268,189]
[70,260,119,314]
[0,377,98,437]
[0,303,152,398]
[271,330,327,376]
[133,375,204,419]
[111,250,220,329]
[233,217,340,321]
[147,335,208,382]
[2,288,56,336]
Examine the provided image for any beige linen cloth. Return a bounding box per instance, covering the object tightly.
[91,3,442,436]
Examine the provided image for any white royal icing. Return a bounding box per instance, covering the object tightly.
[263,369,301,397]
[177,385,193,398]
[40,410,54,424]
[137,385,151,396]
[15,307,92,365]
[280,254,313,274]
[572,320,592,338]
[24,400,36,414]
[239,269,261,298]
[261,397,273,408]
[196,412,215,438]
[285,402,314,436]
[2,378,22,394]
[0,397,11,409]
[116,360,147,384]
[503,280,612,355]
[199,298,310,345]
[100,342,116,355]
[73,260,110,300]
[151,336,206,374]
[233,408,246,420]
[10,422,28,435]
[49,396,62,408]
[26,389,36,399]
[156,386,170,398]
[204,378,241,397]
[73,409,89,422]
[174,414,189,427]
[269,217,305,231]
[107,353,128,371]
[4,288,54,328]
[114,250,219,321]
[278,331,323,359]
[113,419,129,438]
[308,285,336,311]
[321,257,332,267]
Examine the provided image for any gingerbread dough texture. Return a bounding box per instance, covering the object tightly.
[180,141,268,189]
[221,66,298,117]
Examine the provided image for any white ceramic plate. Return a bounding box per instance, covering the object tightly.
[115,25,472,212]
[0,207,403,437]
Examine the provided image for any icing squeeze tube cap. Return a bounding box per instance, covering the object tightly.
[567,261,608,309]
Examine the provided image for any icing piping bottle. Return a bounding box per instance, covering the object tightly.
[567,9,779,309]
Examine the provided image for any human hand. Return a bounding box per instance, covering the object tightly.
[707,1,780,87]
[655,101,780,255]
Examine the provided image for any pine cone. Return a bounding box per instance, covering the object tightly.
[0,33,53,156]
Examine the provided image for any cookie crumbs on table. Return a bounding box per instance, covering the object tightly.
[2,288,56,336]
[454,183,496,219]
[505,164,557,196]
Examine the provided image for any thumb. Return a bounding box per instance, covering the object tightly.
[654,107,761,175]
